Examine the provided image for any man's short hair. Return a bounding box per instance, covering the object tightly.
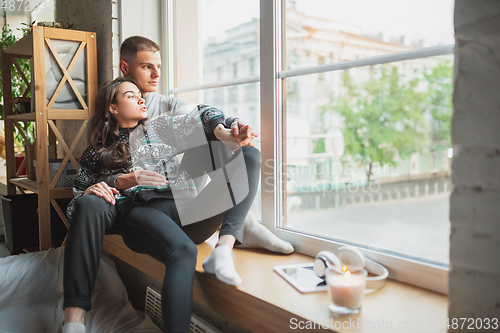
[120,36,161,63]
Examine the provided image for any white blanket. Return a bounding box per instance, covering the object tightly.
[0,247,162,333]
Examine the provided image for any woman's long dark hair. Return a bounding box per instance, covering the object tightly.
[89,77,147,171]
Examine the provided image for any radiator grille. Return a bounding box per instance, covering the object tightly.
[145,287,163,328]
[145,286,222,333]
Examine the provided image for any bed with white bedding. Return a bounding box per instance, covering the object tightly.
[0,247,162,333]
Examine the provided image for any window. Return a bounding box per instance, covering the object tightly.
[168,0,261,219]
[166,0,454,293]
[262,0,454,293]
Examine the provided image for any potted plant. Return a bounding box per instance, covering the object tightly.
[0,24,35,176]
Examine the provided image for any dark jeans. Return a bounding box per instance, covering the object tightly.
[63,146,261,333]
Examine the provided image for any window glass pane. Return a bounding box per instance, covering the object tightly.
[284,0,455,70]
[30,2,55,23]
[173,1,261,219]
[282,56,453,265]
[176,83,262,220]
[177,84,261,151]
[173,0,260,89]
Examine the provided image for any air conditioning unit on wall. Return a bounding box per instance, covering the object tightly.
[145,287,223,333]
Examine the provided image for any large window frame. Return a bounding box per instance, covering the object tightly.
[164,0,453,294]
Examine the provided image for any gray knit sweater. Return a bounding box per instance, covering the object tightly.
[145,92,237,131]
[144,92,186,119]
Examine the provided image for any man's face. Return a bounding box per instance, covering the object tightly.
[122,50,161,95]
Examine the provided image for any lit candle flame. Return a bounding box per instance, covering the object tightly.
[342,265,348,272]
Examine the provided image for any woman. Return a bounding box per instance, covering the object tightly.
[63,77,261,333]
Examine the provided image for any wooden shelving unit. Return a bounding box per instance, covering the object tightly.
[6,113,37,121]
[2,27,97,251]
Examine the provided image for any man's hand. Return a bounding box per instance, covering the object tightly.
[230,118,258,140]
[83,181,119,205]
[115,170,168,190]
[214,124,257,152]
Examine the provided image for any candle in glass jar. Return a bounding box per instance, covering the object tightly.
[326,268,367,310]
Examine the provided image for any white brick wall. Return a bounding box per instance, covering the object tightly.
[450,0,500,326]
[452,153,500,190]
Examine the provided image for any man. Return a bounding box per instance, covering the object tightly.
[116,36,293,254]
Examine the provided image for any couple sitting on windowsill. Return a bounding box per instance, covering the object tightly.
[62,36,293,333]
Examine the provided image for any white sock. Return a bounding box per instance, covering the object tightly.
[203,245,242,286]
[236,212,294,254]
[62,323,86,333]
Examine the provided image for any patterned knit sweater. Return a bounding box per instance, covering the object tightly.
[66,104,228,221]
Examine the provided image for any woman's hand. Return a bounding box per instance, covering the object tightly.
[83,181,120,205]
[214,124,258,152]
[114,170,168,190]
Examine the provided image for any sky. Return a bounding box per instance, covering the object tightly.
[199,0,455,46]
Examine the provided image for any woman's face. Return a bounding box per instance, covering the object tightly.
[109,82,148,128]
